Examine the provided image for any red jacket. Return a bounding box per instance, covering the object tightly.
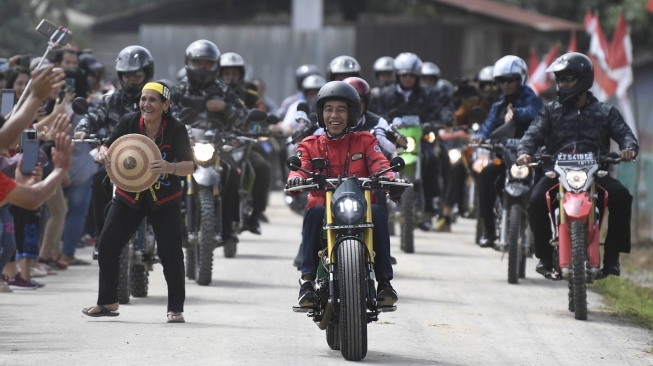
[289,131,395,210]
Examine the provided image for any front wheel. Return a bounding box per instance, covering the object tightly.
[117,243,132,304]
[507,205,522,284]
[196,187,215,286]
[571,220,588,320]
[337,240,368,361]
[400,187,415,254]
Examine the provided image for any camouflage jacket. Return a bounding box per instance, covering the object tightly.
[369,84,453,125]
[518,92,639,157]
[75,90,140,135]
[170,77,247,129]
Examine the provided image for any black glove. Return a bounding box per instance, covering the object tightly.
[388,184,407,203]
[287,177,305,188]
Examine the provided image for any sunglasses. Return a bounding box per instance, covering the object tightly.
[496,76,518,84]
[123,70,145,79]
[557,74,578,83]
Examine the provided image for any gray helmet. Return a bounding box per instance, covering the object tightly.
[295,64,321,90]
[316,81,361,129]
[477,66,494,83]
[394,52,422,76]
[546,52,594,104]
[373,56,394,74]
[421,62,441,78]
[184,39,221,88]
[219,52,246,85]
[301,74,326,92]
[115,45,154,100]
[327,56,361,81]
[436,79,454,99]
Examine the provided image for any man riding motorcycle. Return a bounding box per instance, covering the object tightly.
[472,55,543,247]
[277,64,321,120]
[74,46,154,246]
[218,52,271,234]
[326,55,361,81]
[420,62,441,89]
[370,52,452,229]
[170,39,247,244]
[516,52,638,277]
[288,81,402,308]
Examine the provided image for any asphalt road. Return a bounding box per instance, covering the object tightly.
[1,192,652,365]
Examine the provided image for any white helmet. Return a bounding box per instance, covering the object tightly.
[327,56,361,81]
[492,55,528,85]
[421,62,441,78]
[373,56,394,73]
[301,74,326,91]
[477,66,494,83]
[394,52,422,76]
[219,52,246,84]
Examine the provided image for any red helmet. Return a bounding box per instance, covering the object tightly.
[343,77,371,113]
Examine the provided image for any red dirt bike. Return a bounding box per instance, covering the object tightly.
[531,142,626,320]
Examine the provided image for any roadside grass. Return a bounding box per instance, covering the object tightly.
[594,276,653,331]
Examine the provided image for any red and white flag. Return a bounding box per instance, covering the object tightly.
[647,0,653,13]
[528,45,559,95]
[568,31,577,53]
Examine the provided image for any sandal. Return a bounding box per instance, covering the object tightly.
[167,312,185,323]
[82,305,119,317]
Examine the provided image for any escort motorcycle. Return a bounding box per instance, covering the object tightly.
[530,142,625,320]
[286,155,411,361]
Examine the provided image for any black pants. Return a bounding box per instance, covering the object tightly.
[421,140,440,213]
[248,150,271,220]
[97,200,185,312]
[478,163,506,239]
[443,160,467,208]
[91,165,112,238]
[528,175,633,261]
[221,153,240,237]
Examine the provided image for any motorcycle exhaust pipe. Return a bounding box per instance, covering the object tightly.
[316,301,334,330]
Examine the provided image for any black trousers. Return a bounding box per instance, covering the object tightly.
[421,140,441,213]
[221,153,240,237]
[91,165,112,238]
[97,199,185,312]
[248,149,271,219]
[478,163,506,238]
[443,160,467,208]
[528,175,633,261]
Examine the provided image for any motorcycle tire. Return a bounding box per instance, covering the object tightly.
[507,205,522,284]
[571,220,588,320]
[196,187,215,286]
[186,245,196,280]
[400,188,415,254]
[117,243,132,304]
[568,281,575,312]
[326,322,340,350]
[130,264,149,297]
[337,239,368,361]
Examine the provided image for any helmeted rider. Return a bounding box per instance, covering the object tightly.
[477,66,501,106]
[372,56,394,89]
[277,64,321,120]
[516,52,638,277]
[74,45,154,253]
[326,55,361,81]
[281,74,326,136]
[420,61,441,89]
[170,39,247,245]
[472,55,543,247]
[287,81,402,308]
[217,51,270,234]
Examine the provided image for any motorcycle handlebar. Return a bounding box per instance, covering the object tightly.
[284,177,413,193]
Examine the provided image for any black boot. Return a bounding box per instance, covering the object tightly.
[377,278,398,307]
[602,252,620,277]
[536,258,553,276]
[298,278,318,307]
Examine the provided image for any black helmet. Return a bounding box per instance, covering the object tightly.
[115,45,154,100]
[546,52,594,104]
[185,40,220,88]
[295,64,321,90]
[316,81,361,129]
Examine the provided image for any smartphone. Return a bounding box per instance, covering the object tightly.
[1,89,15,117]
[65,77,75,92]
[35,19,72,46]
[20,130,40,175]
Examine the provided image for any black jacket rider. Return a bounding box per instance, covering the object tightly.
[75,90,140,136]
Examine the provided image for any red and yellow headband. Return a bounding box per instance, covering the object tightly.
[142,82,170,100]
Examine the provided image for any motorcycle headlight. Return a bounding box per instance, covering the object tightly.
[406,137,416,153]
[333,195,365,224]
[564,169,588,189]
[448,149,462,164]
[193,143,215,163]
[509,164,529,179]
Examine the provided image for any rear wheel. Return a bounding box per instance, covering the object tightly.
[571,220,587,320]
[507,205,522,284]
[400,187,415,254]
[337,240,368,361]
[196,187,215,286]
[117,243,132,304]
[326,322,340,350]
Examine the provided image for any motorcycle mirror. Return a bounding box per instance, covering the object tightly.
[71,97,89,115]
[247,109,267,122]
[286,156,302,171]
[389,156,405,172]
[470,106,487,124]
[179,108,197,125]
[311,158,327,171]
[266,114,280,125]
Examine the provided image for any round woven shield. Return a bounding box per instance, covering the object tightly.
[106,134,162,193]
